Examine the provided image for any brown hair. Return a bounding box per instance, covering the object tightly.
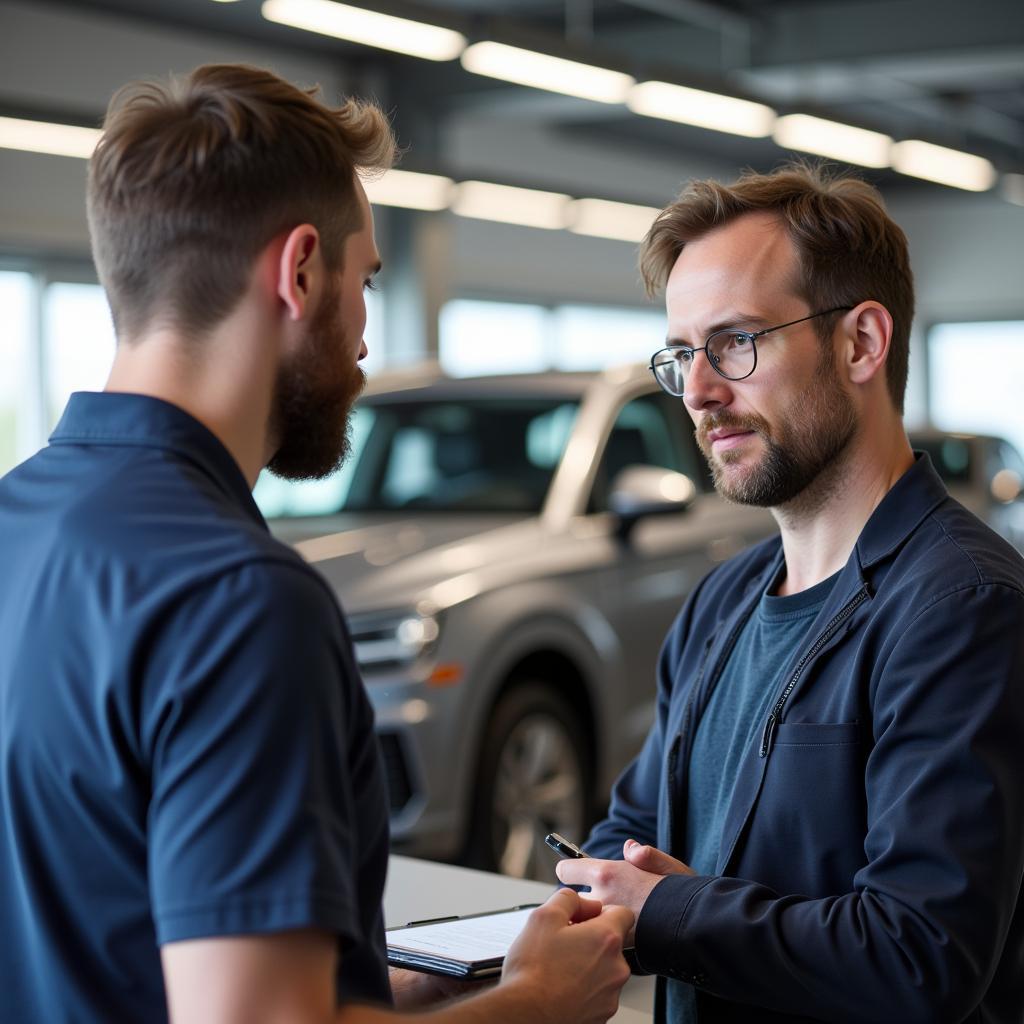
[88,63,396,341]
[640,163,914,413]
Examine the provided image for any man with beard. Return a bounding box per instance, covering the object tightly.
[556,166,1024,1022]
[0,65,633,1024]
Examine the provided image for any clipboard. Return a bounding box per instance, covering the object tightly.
[386,904,541,980]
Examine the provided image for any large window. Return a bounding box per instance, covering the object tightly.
[929,321,1024,455]
[440,300,550,376]
[0,273,116,477]
[43,282,117,432]
[0,272,36,474]
[439,298,664,378]
[0,267,387,478]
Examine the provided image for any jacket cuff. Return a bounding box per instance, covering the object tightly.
[634,873,716,986]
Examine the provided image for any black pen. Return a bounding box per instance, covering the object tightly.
[544,832,590,859]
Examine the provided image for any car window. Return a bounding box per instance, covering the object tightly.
[255,397,580,517]
[589,393,706,513]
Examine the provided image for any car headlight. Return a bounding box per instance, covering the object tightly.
[349,609,442,672]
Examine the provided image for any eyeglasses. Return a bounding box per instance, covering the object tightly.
[649,306,853,397]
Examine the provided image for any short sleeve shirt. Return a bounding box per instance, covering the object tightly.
[0,392,392,1022]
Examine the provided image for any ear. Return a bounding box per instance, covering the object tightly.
[842,302,893,388]
[276,224,322,322]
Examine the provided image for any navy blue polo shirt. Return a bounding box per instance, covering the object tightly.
[0,392,392,1022]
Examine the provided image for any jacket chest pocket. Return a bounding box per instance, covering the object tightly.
[738,722,868,896]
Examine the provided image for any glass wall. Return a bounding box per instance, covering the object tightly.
[929,321,1024,455]
[0,271,36,474]
[439,298,664,378]
[0,267,385,478]
[43,282,117,432]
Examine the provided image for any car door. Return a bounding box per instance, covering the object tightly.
[589,389,777,770]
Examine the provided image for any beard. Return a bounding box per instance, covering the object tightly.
[696,345,857,509]
[266,281,366,481]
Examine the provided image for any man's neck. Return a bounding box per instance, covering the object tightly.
[772,429,914,597]
[104,307,278,489]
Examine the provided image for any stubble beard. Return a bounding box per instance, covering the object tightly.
[697,346,858,511]
[266,282,366,481]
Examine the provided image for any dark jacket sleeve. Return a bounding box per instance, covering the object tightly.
[633,582,1024,1024]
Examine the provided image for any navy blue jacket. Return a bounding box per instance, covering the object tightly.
[587,455,1024,1023]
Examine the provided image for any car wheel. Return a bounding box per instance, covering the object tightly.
[467,681,592,881]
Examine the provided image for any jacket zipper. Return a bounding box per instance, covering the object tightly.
[759,584,870,758]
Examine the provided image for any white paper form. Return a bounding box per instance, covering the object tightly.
[387,908,535,964]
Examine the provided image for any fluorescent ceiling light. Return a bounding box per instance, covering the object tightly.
[569,197,660,242]
[452,180,570,230]
[261,0,466,61]
[773,113,892,169]
[363,169,454,211]
[0,116,101,159]
[461,41,633,104]
[628,80,774,138]
[890,140,997,192]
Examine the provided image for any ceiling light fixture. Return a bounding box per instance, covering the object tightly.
[451,180,571,230]
[568,197,660,242]
[627,80,775,138]
[363,169,454,211]
[460,41,634,104]
[0,116,101,159]
[890,140,997,192]
[773,113,892,169]
[260,0,466,61]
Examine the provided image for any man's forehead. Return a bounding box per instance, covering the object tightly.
[666,213,799,316]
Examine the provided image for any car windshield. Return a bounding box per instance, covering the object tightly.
[255,396,581,517]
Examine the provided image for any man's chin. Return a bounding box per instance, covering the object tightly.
[710,456,775,507]
[266,410,352,481]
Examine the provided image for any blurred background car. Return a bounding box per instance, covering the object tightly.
[907,429,1024,550]
[262,364,777,879]
[260,366,1024,880]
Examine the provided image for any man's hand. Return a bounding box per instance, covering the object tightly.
[555,840,694,946]
[501,888,633,1024]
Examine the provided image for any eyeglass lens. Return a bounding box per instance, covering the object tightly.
[652,330,755,394]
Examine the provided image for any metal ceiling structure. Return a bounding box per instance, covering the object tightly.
[15,0,1024,199]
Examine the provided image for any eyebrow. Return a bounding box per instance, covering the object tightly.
[366,260,383,278]
[664,311,769,347]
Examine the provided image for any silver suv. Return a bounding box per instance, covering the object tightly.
[263,363,776,879]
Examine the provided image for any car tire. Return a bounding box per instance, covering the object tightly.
[466,681,592,881]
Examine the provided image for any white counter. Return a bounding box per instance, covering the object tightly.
[384,855,655,1023]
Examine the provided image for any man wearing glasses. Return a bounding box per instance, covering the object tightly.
[557,165,1024,1022]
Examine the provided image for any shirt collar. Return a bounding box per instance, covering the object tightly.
[855,450,948,569]
[49,391,265,527]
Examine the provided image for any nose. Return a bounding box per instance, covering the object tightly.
[683,349,731,414]
[358,339,368,361]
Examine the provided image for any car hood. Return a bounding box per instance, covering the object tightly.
[269,513,541,612]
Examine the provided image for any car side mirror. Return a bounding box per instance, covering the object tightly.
[608,465,696,542]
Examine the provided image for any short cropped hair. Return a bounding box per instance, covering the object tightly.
[640,163,915,413]
[88,63,396,341]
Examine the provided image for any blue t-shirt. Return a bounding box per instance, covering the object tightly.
[669,568,838,1023]
[0,392,392,1022]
